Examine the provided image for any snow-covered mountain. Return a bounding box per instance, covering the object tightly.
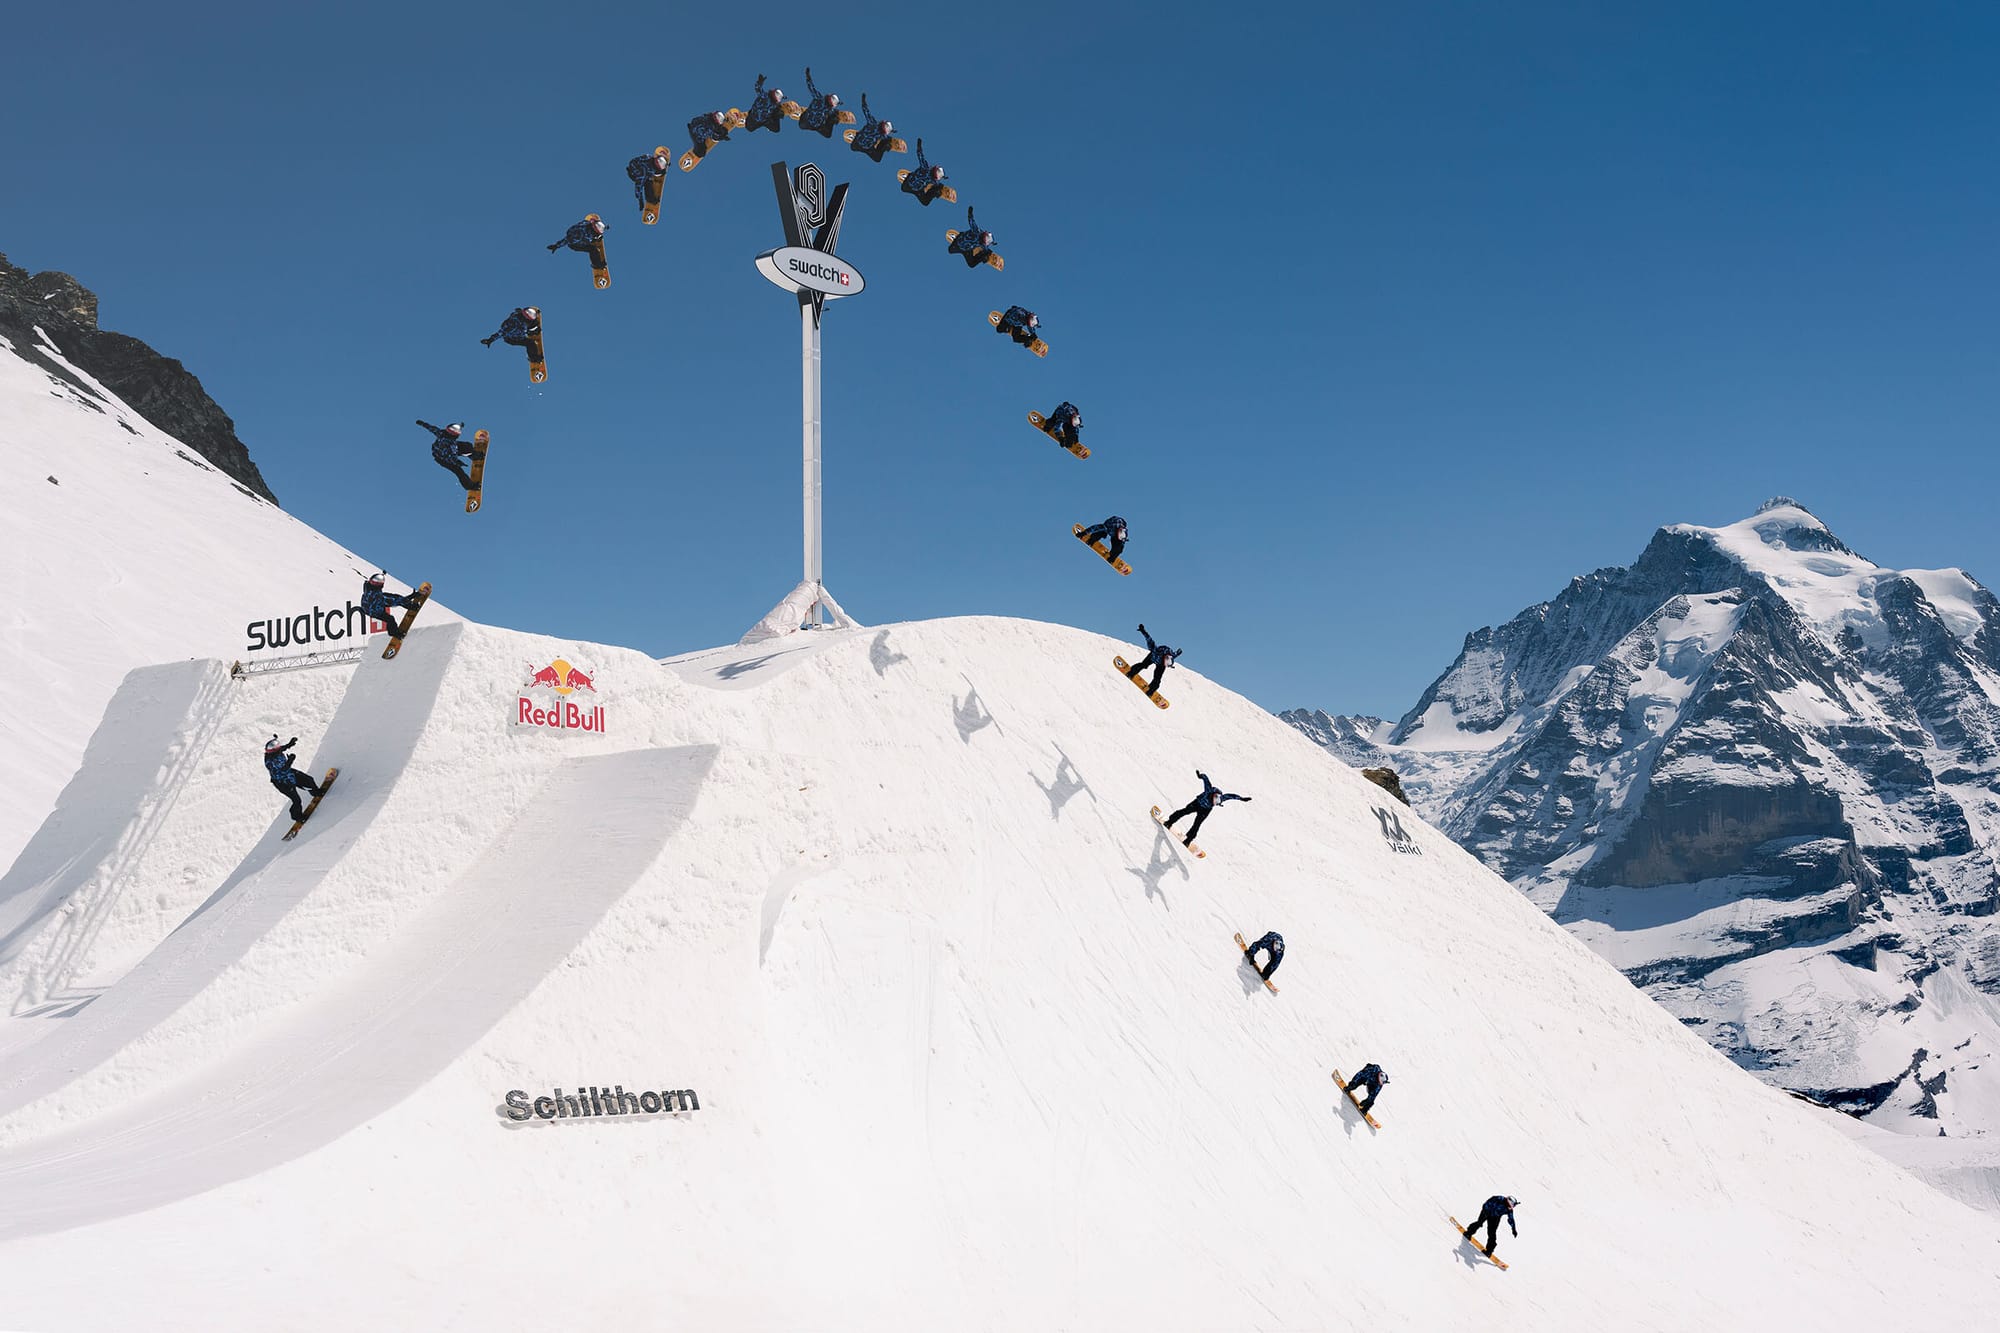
[1288,499,2000,1152]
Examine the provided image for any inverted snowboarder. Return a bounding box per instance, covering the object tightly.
[795,67,851,138]
[264,735,324,824]
[417,419,479,492]
[1240,930,1284,985]
[991,305,1044,356]
[1122,623,1181,696]
[949,208,1002,269]
[1342,1063,1390,1115]
[1163,770,1250,847]
[682,109,737,169]
[844,93,904,160]
[627,148,670,223]
[1458,1196,1519,1263]
[898,139,954,204]
[1075,515,1130,573]
[744,74,787,132]
[481,306,544,381]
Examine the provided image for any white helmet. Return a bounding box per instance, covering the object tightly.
[711,110,726,126]
[522,306,541,320]
[1026,313,1038,327]
[769,88,783,103]
[929,166,945,181]
[1072,413,1082,427]
[825,92,840,107]
[879,120,894,134]
[979,231,994,246]
[445,422,464,435]
[654,153,668,169]
[591,218,606,234]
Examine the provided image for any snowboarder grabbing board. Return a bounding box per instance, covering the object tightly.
[1028,403,1087,458]
[1236,932,1281,992]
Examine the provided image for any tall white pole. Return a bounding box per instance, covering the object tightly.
[802,301,823,624]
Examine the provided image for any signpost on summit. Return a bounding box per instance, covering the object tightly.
[743,161,869,644]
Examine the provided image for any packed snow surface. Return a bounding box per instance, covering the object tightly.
[0,614,1994,1330]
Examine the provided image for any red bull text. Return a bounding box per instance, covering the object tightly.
[514,658,608,732]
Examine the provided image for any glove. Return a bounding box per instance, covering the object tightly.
[481,336,496,347]
[1137,623,1146,634]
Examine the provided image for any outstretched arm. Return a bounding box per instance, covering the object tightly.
[805,66,819,98]
[914,137,928,169]
[1138,625,1157,651]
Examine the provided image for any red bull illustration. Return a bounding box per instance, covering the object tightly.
[515,657,608,732]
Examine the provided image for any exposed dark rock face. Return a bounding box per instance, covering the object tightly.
[0,251,276,503]
[1360,767,1410,806]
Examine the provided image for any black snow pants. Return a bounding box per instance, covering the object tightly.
[1164,800,1208,845]
[273,771,321,820]
[1127,651,1168,694]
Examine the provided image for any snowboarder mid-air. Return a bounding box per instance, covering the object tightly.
[546,215,607,254]
[1124,622,1181,695]
[849,93,896,160]
[995,304,1040,346]
[263,735,323,822]
[1043,401,1084,449]
[626,148,669,204]
[1242,931,1285,981]
[797,66,844,137]
[951,208,998,267]
[1343,1063,1390,1113]
[360,571,419,631]
[417,419,479,491]
[745,74,787,132]
[687,109,733,159]
[1164,770,1251,847]
[901,139,949,204]
[480,306,540,351]
[1463,1196,1519,1256]
[1080,515,1129,563]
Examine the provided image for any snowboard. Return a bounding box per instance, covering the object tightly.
[989,311,1045,356]
[1073,524,1132,575]
[679,110,746,171]
[464,429,490,513]
[843,128,909,155]
[1151,805,1204,859]
[283,767,339,841]
[1449,1218,1509,1270]
[951,233,1006,271]
[1027,410,1089,459]
[527,325,547,384]
[1330,1069,1382,1130]
[1111,656,1170,709]
[1234,932,1278,993]
[589,239,610,290]
[897,170,957,204]
[641,148,668,224]
[380,581,433,660]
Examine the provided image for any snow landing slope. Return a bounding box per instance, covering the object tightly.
[0,616,1995,1330]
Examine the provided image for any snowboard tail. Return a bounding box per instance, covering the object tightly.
[1027,410,1089,459]
[1449,1217,1509,1269]
[527,326,547,384]
[1331,1069,1381,1129]
[283,767,339,841]
[1073,524,1132,575]
[465,430,490,513]
[642,152,667,224]
[381,582,433,660]
[1112,656,1170,709]
[1150,804,1205,859]
[1234,932,1277,992]
[951,233,1005,271]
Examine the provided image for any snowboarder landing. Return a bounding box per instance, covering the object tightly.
[687,109,733,159]
[1124,622,1181,695]
[950,208,999,267]
[1343,1063,1390,1113]
[1163,770,1250,847]
[417,419,479,491]
[546,214,607,255]
[360,572,419,635]
[627,148,669,206]
[264,735,323,822]
[1080,515,1129,563]
[849,93,898,160]
[1042,401,1083,449]
[1242,931,1284,981]
[1463,1196,1519,1257]
[745,74,787,132]
[797,66,845,137]
[480,306,540,352]
[901,139,950,204]
[995,304,1040,347]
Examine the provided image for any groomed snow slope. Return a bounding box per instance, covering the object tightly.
[0,616,1994,1330]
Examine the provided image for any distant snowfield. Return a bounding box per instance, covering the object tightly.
[0,614,1994,1330]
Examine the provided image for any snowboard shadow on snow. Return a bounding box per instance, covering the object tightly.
[868,630,908,677]
[1031,745,1094,821]
[1127,824,1189,909]
[953,677,998,742]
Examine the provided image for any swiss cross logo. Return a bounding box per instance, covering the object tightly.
[838,271,849,286]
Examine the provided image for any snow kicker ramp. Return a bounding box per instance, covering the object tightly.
[0,617,1992,1331]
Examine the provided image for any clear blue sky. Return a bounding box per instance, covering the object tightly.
[6,1,1997,717]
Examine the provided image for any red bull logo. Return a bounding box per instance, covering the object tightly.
[515,658,607,732]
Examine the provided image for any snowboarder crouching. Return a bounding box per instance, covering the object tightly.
[626,150,668,204]
[745,74,786,132]
[1125,622,1181,695]
[850,94,896,159]
[1243,931,1284,981]
[1344,1063,1390,1113]
[687,110,732,158]
[1081,515,1129,563]
[798,66,843,136]
[1163,769,1250,847]
[950,208,998,266]
[417,419,478,491]
[547,215,607,254]
[263,735,323,822]
[481,306,541,351]
[360,572,418,634]
[1044,401,1083,448]
[1463,1196,1519,1256]
[996,304,1040,346]
[902,139,948,204]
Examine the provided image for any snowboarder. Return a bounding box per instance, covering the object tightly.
[1463,1196,1519,1257]
[1124,622,1181,696]
[995,304,1041,347]
[797,66,844,137]
[1042,401,1084,449]
[848,94,897,160]
[360,571,419,634]
[1343,1063,1390,1114]
[744,74,787,132]
[1163,770,1251,847]
[417,419,479,491]
[480,306,540,352]
[1242,930,1284,982]
[263,735,323,822]
[686,109,733,160]
[626,148,669,205]
[950,208,998,267]
[1079,515,1129,564]
[900,139,950,204]
[546,214,607,255]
